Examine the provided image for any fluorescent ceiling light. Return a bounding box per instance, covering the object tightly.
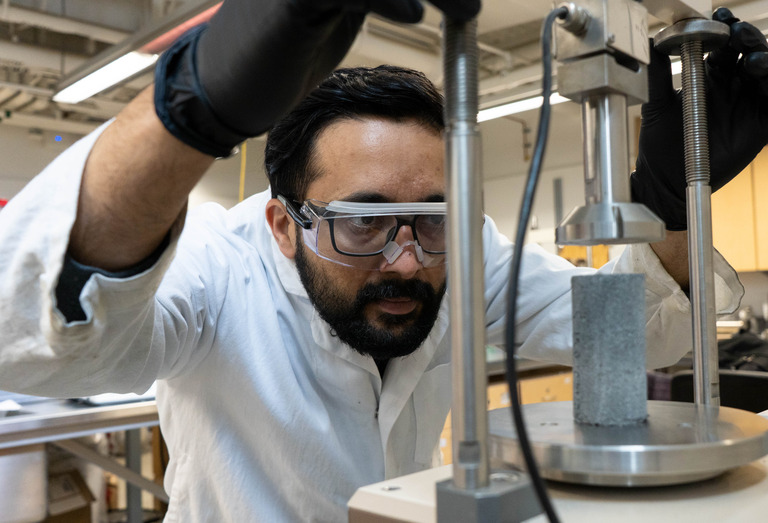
[53,52,159,104]
[53,1,222,105]
[478,93,570,122]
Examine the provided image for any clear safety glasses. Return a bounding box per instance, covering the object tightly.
[278,195,447,271]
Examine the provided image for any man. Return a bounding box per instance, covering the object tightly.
[0,1,765,521]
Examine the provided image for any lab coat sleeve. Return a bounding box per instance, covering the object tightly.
[482,216,743,369]
[0,121,199,397]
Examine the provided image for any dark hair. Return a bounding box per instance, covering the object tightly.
[264,65,444,201]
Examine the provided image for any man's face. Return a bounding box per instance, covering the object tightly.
[292,117,447,361]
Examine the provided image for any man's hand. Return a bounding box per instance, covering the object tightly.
[631,7,768,232]
[157,0,481,158]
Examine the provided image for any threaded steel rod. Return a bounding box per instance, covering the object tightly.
[443,17,489,490]
[680,40,720,407]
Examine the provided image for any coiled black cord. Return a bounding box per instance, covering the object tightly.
[504,6,568,523]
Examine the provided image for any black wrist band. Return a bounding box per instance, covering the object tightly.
[154,25,246,158]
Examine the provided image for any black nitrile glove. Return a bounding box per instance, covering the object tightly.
[155,0,480,158]
[631,7,768,231]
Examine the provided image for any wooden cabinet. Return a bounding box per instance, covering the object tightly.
[518,372,573,404]
[558,245,610,268]
[712,147,768,271]
[754,150,768,268]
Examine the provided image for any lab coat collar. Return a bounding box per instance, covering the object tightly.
[269,227,309,299]
[377,299,450,451]
[269,231,377,373]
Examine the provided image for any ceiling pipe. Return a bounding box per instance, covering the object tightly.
[0,112,98,134]
[0,39,87,72]
[345,23,443,81]
[0,5,129,44]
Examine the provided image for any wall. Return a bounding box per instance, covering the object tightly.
[188,138,269,210]
[483,163,584,254]
[0,125,80,200]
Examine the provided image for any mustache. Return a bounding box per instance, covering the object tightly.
[355,279,435,304]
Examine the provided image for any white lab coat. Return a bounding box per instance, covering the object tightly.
[0,123,743,522]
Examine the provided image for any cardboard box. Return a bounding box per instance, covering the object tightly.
[44,469,94,523]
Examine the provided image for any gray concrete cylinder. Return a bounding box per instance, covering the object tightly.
[572,273,648,426]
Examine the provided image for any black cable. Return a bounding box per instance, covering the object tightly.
[504,6,567,523]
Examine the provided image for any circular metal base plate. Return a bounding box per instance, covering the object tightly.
[488,401,768,487]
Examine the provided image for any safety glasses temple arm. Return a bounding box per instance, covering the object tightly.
[277,195,313,229]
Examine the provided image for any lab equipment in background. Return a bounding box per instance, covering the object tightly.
[763,301,768,326]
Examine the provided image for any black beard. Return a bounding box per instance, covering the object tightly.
[294,239,446,360]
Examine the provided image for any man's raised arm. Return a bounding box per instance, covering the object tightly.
[70,88,211,270]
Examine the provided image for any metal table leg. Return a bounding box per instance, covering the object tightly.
[125,428,142,523]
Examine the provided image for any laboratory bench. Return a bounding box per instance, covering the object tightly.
[0,397,163,523]
[0,398,158,449]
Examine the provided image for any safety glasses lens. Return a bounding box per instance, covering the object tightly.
[328,214,446,256]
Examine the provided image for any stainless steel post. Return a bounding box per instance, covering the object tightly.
[680,40,720,406]
[582,93,630,206]
[655,18,729,407]
[126,428,143,523]
[443,17,488,491]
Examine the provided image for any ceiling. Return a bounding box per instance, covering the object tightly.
[0,0,766,140]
